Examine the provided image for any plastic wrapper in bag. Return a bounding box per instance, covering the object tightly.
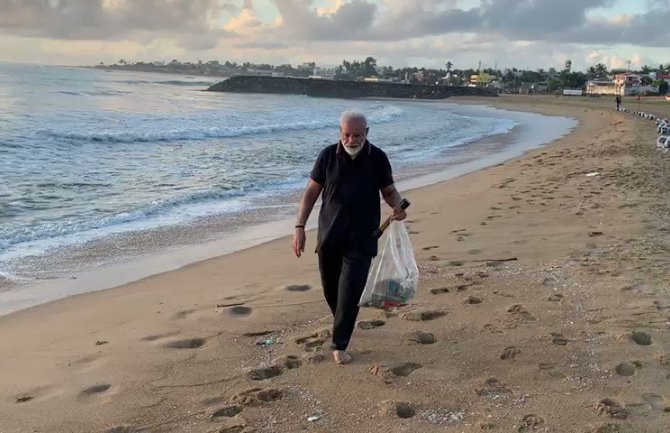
[359,221,419,309]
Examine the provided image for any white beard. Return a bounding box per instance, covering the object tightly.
[343,142,363,157]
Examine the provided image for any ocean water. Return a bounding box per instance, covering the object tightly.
[0,64,576,314]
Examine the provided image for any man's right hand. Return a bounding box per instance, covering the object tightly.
[293,227,306,258]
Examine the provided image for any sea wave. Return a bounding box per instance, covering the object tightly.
[57,90,132,96]
[0,186,251,250]
[0,169,311,253]
[38,105,404,144]
[0,270,33,286]
[114,79,214,87]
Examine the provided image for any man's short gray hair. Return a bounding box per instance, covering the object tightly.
[340,111,368,127]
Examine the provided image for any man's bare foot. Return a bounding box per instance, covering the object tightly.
[332,350,352,365]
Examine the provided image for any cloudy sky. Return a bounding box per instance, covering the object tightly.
[1,0,668,71]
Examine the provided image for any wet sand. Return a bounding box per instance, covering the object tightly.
[1,95,669,433]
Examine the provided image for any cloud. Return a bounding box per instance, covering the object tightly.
[0,0,234,40]
[0,0,667,69]
[272,0,377,40]
[224,5,262,33]
[267,0,669,47]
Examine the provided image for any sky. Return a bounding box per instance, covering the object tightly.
[1,0,669,72]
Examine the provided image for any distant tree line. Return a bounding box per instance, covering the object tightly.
[98,57,670,93]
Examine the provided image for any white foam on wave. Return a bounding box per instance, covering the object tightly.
[39,105,405,144]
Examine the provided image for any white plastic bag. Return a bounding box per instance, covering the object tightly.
[359,221,419,309]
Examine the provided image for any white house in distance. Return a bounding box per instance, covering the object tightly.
[586,72,659,96]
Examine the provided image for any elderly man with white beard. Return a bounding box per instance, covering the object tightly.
[292,111,407,365]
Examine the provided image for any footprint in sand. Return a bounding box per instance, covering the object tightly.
[505,305,536,327]
[401,310,446,322]
[80,384,112,397]
[631,331,652,346]
[389,362,423,377]
[171,309,195,320]
[550,333,569,346]
[422,245,439,251]
[210,405,243,421]
[164,338,206,349]
[243,330,275,337]
[548,294,564,302]
[483,324,503,334]
[245,365,284,381]
[141,331,180,342]
[507,304,532,317]
[584,423,622,433]
[593,398,628,419]
[15,395,33,403]
[615,361,641,376]
[476,378,512,398]
[402,331,436,345]
[230,387,283,406]
[517,414,544,432]
[105,425,141,433]
[285,284,311,292]
[378,400,416,419]
[641,393,670,412]
[357,319,385,330]
[429,287,450,295]
[464,296,482,305]
[295,329,331,350]
[228,306,252,317]
[500,347,520,360]
[538,363,566,379]
[272,355,302,370]
[302,350,328,364]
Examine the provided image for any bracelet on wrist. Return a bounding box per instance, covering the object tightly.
[295,224,305,229]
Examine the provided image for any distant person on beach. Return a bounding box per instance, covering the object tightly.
[615,95,622,111]
[292,111,407,365]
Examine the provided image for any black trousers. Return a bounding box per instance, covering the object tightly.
[318,248,373,351]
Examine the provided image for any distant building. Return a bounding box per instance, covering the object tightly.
[614,73,658,96]
[656,73,670,84]
[586,80,617,95]
[298,62,316,71]
[470,73,496,86]
[314,66,336,79]
[563,89,583,96]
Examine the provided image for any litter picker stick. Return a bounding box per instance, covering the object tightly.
[373,198,410,239]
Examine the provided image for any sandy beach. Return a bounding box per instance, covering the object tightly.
[1,95,669,433]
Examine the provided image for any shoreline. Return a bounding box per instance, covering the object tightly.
[2,95,669,433]
[0,104,576,318]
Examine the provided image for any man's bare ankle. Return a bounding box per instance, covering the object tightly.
[332,350,352,365]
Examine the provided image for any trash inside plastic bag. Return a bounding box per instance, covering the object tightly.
[359,221,419,309]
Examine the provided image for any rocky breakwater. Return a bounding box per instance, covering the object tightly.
[206,76,497,99]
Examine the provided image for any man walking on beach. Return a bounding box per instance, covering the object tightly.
[293,111,406,365]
